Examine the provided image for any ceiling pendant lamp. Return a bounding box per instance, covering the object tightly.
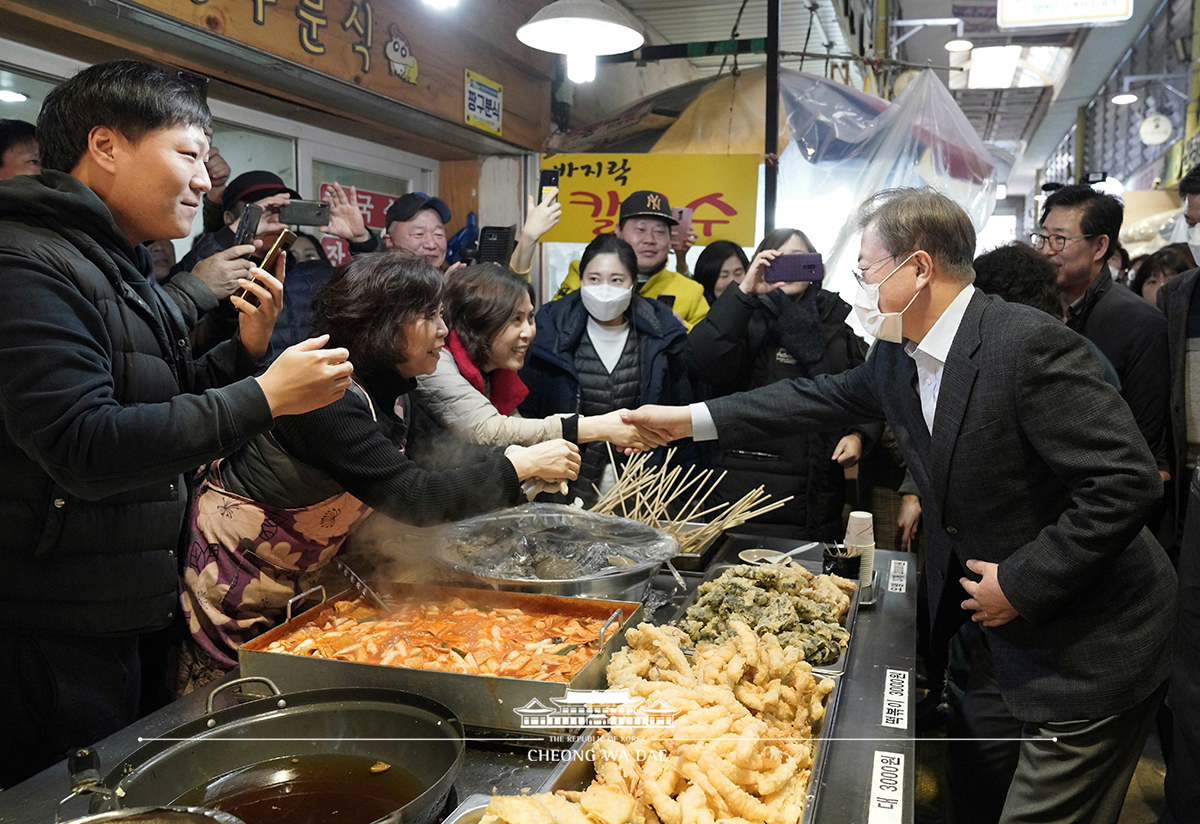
[517,0,644,83]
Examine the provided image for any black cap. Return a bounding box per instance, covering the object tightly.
[619,190,676,226]
[222,171,301,212]
[385,192,451,226]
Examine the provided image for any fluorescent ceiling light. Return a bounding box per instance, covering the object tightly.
[517,0,644,56]
[968,45,1021,89]
[1111,92,1138,105]
[995,184,1007,199]
[0,90,28,103]
[945,39,974,52]
[421,0,458,7]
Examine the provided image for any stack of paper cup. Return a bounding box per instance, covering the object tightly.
[845,510,876,593]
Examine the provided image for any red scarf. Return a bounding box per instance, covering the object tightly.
[446,330,529,416]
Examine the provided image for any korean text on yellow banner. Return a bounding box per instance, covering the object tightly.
[540,153,759,246]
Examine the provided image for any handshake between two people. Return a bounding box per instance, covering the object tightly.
[503,405,695,501]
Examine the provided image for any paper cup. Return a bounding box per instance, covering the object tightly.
[845,510,875,547]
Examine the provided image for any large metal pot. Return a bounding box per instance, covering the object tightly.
[432,503,678,601]
[80,678,464,824]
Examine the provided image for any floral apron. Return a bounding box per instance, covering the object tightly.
[177,385,386,694]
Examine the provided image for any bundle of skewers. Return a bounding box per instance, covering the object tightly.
[590,446,793,554]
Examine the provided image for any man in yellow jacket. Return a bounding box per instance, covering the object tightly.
[554,190,708,330]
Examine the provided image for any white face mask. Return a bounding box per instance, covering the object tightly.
[580,284,633,322]
[1170,212,1191,244]
[852,252,921,343]
[1186,224,1200,268]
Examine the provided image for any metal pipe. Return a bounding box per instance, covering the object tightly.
[765,0,780,233]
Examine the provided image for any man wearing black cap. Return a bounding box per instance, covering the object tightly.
[171,171,378,353]
[382,191,453,271]
[555,189,708,330]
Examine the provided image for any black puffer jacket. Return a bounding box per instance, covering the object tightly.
[688,284,878,539]
[0,172,273,636]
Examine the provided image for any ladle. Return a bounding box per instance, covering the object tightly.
[738,542,820,565]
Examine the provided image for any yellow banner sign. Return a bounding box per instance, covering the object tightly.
[540,153,759,246]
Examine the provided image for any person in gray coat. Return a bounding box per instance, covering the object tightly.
[625,187,1175,824]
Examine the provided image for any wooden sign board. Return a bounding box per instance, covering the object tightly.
[132,0,551,150]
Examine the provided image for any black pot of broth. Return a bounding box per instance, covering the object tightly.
[82,679,463,824]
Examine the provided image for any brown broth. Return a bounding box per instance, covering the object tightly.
[172,753,426,824]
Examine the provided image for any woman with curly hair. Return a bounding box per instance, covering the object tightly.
[177,250,579,692]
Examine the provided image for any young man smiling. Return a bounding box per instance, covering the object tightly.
[0,60,353,788]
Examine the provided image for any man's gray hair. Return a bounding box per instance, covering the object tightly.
[856,188,976,283]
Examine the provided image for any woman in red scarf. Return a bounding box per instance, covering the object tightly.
[413,264,645,450]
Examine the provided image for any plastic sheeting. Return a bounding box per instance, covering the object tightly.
[776,69,997,317]
[431,503,679,581]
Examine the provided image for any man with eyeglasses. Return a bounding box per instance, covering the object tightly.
[1036,184,1170,485]
[624,187,1174,824]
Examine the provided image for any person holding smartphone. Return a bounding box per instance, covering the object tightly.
[0,60,355,787]
[686,227,878,540]
[171,172,377,355]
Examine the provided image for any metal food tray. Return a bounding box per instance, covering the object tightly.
[239,582,643,732]
[669,562,859,676]
[533,674,843,824]
[442,793,492,824]
[667,522,727,572]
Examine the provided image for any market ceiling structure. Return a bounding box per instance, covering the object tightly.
[612,0,1165,193]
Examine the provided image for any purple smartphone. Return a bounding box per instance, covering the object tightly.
[765,252,824,282]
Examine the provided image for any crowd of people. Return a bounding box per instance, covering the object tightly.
[1,58,1198,824]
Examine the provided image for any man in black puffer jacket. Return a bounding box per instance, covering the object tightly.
[0,60,354,788]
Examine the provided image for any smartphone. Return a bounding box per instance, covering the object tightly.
[238,229,296,303]
[232,203,263,248]
[670,206,693,246]
[278,199,331,226]
[764,252,824,283]
[539,169,560,204]
[657,294,676,309]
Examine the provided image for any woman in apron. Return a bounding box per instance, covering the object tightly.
[177,248,580,693]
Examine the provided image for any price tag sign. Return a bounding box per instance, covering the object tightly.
[881,669,909,730]
[867,751,904,824]
[888,559,908,593]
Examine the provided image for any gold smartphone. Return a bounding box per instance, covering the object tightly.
[238,229,296,303]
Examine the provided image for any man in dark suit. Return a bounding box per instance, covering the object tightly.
[1158,163,1200,823]
[626,188,1175,824]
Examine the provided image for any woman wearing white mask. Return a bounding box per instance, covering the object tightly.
[520,234,693,504]
[688,228,878,540]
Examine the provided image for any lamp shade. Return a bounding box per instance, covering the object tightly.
[517,0,644,56]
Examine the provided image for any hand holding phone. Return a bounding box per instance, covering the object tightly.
[670,207,693,248]
[764,253,824,283]
[539,169,560,205]
[278,200,331,226]
[238,229,296,304]
[232,203,264,248]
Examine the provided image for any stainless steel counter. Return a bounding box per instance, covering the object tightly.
[0,538,916,824]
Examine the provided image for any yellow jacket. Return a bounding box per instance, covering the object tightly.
[554,260,710,331]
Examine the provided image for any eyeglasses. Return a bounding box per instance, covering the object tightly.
[1031,232,1096,252]
[851,253,897,288]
